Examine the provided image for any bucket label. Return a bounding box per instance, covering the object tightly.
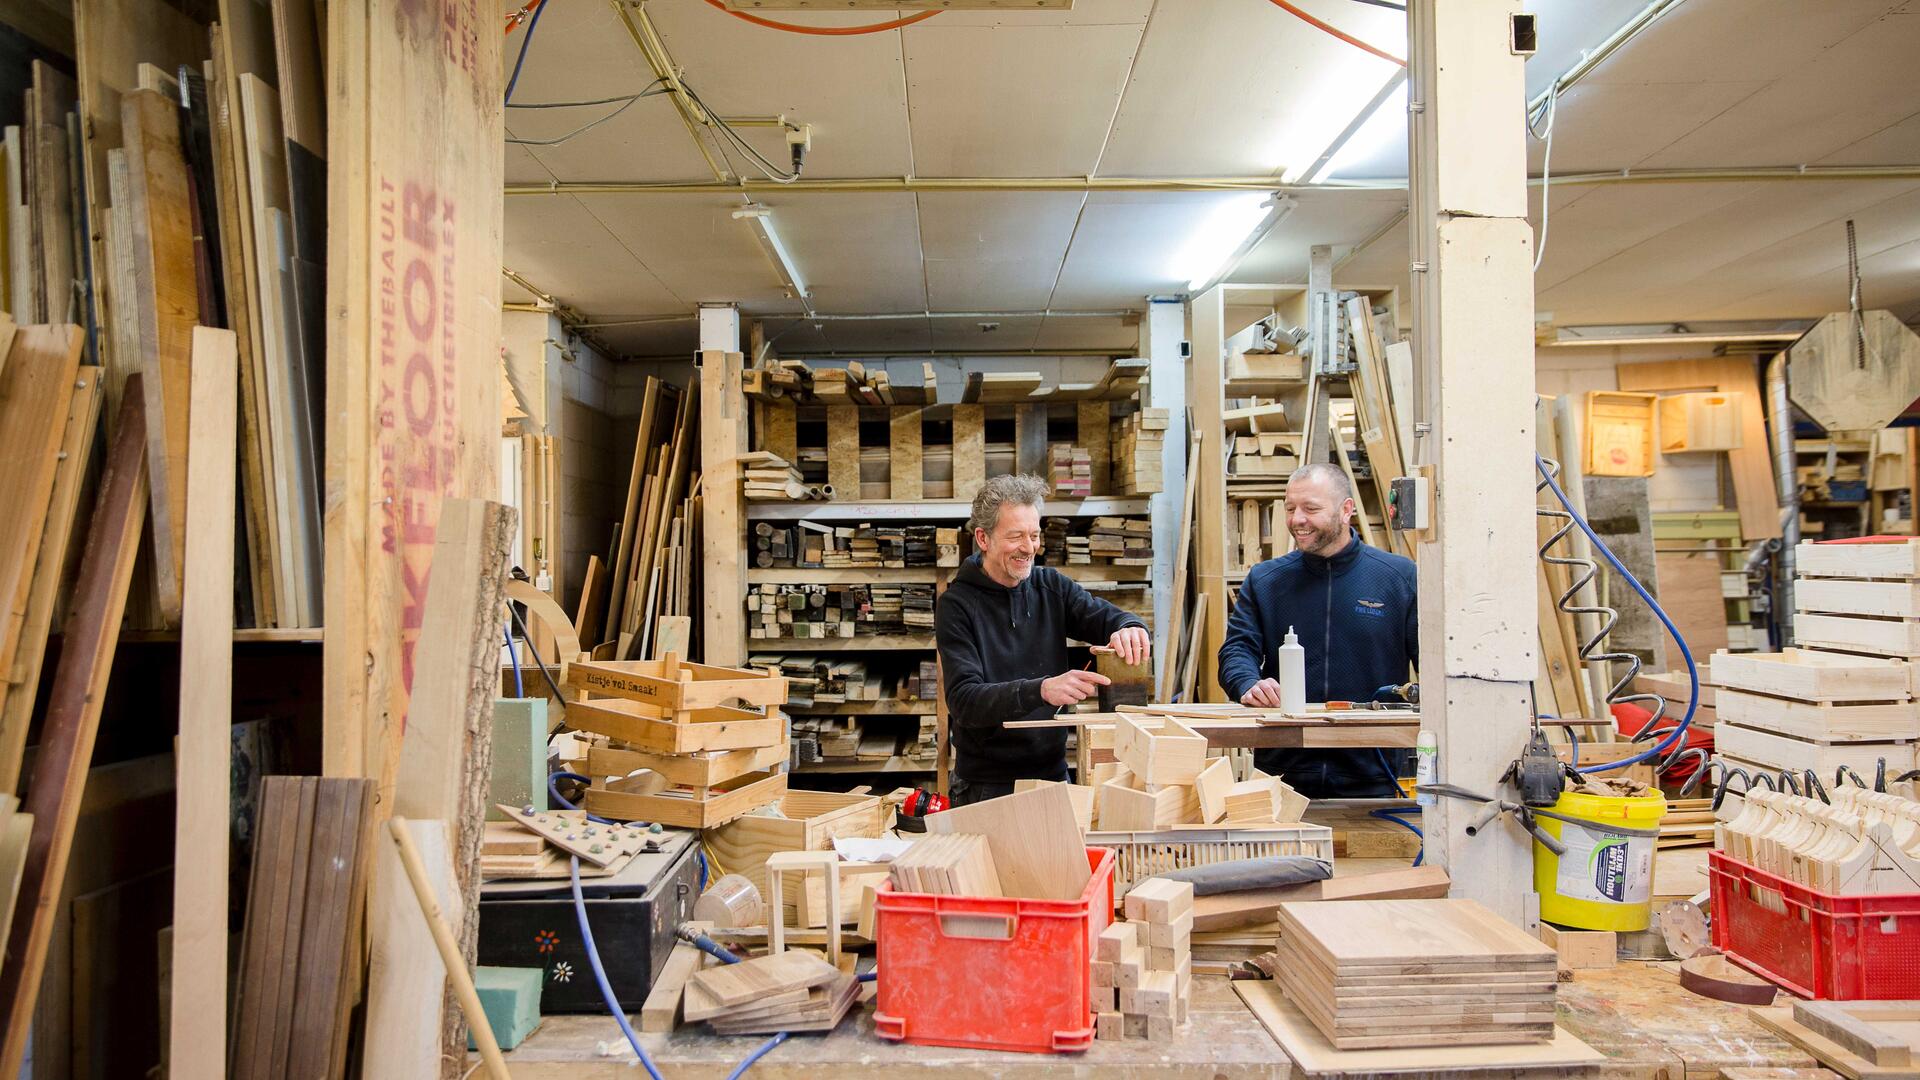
[1555,821,1652,905]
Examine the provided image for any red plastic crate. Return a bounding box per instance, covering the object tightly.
[1708,850,1920,999]
[874,847,1114,1054]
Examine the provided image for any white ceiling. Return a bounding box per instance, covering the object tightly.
[500,0,1920,357]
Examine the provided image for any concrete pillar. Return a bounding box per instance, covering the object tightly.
[1142,299,1187,688]
[1408,0,1539,923]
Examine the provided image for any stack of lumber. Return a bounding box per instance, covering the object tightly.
[1049,445,1093,497]
[747,581,936,639]
[479,810,652,880]
[740,451,822,501]
[684,951,859,1034]
[1229,430,1304,477]
[1751,998,1920,1078]
[229,777,376,1077]
[577,376,700,661]
[888,834,1002,895]
[1094,878,1194,1042]
[960,359,1148,404]
[1094,716,1308,829]
[1226,349,1306,394]
[1111,409,1168,494]
[754,359,935,407]
[1087,517,1153,565]
[1716,786,1920,893]
[567,656,791,829]
[1275,898,1559,1050]
[750,655,937,707]
[1657,797,1717,849]
[759,521,945,569]
[1711,645,1917,780]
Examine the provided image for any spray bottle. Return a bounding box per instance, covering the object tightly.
[1277,627,1306,714]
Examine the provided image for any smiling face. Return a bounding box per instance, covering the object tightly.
[1284,469,1356,557]
[975,502,1043,587]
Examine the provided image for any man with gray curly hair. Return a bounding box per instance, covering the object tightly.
[934,474,1150,805]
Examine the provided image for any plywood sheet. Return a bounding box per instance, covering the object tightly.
[924,782,1090,901]
[1277,899,1556,971]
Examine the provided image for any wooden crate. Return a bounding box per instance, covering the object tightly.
[705,789,890,894]
[570,657,788,712]
[566,699,785,754]
[586,741,790,790]
[1584,391,1657,477]
[1711,648,1910,702]
[584,769,789,829]
[1795,612,1920,659]
[1098,769,1199,831]
[1712,722,1916,776]
[1797,538,1920,579]
[1658,392,1743,453]
[1796,577,1920,619]
[1715,688,1918,742]
[1112,714,1207,787]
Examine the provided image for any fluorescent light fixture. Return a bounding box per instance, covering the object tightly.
[736,202,811,310]
[1310,77,1407,184]
[1171,193,1286,293]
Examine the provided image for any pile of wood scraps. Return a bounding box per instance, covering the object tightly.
[740,451,826,501]
[683,950,860,1035]
[480,808,655,879]
[1276,898,1560,1050]
[1110,409,1168,495]
[1751,999,1920,1080]
[567,655,790,829]
[743,359,936,407]
[887,834,1001,896]
[1718,787,1920,894]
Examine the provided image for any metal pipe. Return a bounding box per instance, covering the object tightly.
[609,0,729,183]
[1537,165,1920,186]
[1526,0,1685,120]
[771,309,1139,322]
[1767,351,1800,645]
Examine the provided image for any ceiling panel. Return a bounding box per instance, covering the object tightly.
[766,193,930,312]
[589,196,796,307]
[929,313,1042,350]
[1520,0,1661,100]
[503,196,684,313]
[1526,80,1768,174]
[924,257,1065,310]
[1049,191,1241,307]
[915,191,1085,261]
[825,317,934,353]
[1033,313,1138,352]
[1232,188,1409,284]
[1819,111,1920,166]
[904,18,1149,177]
[1098,0,1404,178]
[1530,180,1766,292]
[1681,186,1920,317]
[1575,0,1896,89]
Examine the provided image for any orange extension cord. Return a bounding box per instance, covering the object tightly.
[1266,0,1405,66]
[700,0,940,36]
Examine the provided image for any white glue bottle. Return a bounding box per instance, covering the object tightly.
[1277,627,1306,714]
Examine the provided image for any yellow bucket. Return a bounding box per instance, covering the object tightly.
[1532,789,1667,932]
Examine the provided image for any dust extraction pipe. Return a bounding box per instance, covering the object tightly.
[1766,353,1799,644]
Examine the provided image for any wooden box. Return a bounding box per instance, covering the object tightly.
[570,657,788,712]
[584,769,788,830]
[1658,391,1743,453]
[1712,722,1916,776]
[586,741,789,790]
[1584,391,1657,477]
[1711,648,1910,703]
[1795,612,1920,659]
[1112,714,1207,787]
[1098,767,1199,831]
[706,789,891,894]
[1797,538,1920,579]
[567,698,785,754]
[1715,689,1918,742]
[1797,577,1920,619]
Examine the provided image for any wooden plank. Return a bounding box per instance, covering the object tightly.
[1616,359,1779,540]
[1191,865,1450,931]
[0,385,147,1077]
[924,781,1090,901]
[826,404,860,499]
[605,377,661,639]
[689,949,839,1009]
[364,818,458,1078]
[702,351,748,666]
[951,404,985,501]
[28,63,76,324]
[169,329,239,1080]
[640,921,711,1033]
[1713,648,1910,702]
[287,779,374,1077]
[1237,981,1602,1072]
[391,497,515,1072]
[324,0,504,784]
[889,409,923,501]
[0,324,81,685]
[1277,898,1554,971]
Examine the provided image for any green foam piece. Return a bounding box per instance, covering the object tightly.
[470,965,544,1050]
[488,697,548,821]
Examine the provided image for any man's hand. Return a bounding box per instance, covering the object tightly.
[1107,626,1150,666]
[1041,668,1111,707]
[1240,679,1285,708]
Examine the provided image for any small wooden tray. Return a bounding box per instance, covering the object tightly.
[585,769,788,829]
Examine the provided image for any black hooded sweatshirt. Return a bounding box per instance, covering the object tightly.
[934,554,1147,783]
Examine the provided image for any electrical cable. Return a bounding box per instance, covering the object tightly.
[700,0,940,36]
[1536,458,1699,773]
[504,623,524,698]
[678,79,802,183]
[1530,85,1558,272]
[509,83,667,109]
[506,601,569,705]
[1265,0,1406,67]
[507,90,667,146]
[548,771,620,826]
[504,0,547,105]
[1368,807,1424,867]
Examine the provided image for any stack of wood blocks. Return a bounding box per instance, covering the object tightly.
[1050,445,1094,497]
[1110,409,1168,495]
[1275,899,1558,1050]
[1093,878,1193,1041]
[1712,644,1917,781]
[1096,715,1309,829]
[740,451,823,501]
[1087,517,1153,565]
[767,522,945,569]
[1229,430,1305,477]
[565,655,791,829]
[1716,786,1920,893]
[746,582,936,639]
[683,950,859,1035]
[888,834,1003,896]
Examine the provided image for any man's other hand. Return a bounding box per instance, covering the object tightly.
[1240,679,1285,708]
[1107,626,1150,666]
[1041,669,1111,706]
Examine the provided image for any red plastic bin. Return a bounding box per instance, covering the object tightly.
[874,846,1114,1054]
[1708,849,1920,1000]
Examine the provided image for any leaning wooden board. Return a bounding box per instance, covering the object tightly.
[924,781,1090,901]
[0,325,82,684]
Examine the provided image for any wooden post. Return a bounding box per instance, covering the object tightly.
[1408,0,1539,923]
[1144,299,1188,687]
[889,409,923,501]
[952,405,985,500]
[1190,287,1229,702]
[701,349,747,666]
[1077,400,1111,497]
[170,329,238,1080]
[826,404,859,500]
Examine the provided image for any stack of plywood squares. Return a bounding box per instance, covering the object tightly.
[1276,899,1558,1050]
[683,950,860,1035]
[1710,537,1920,781]
[740,451,822,501]
[1096,714,1307,830]
[1093,878,1193,1042]
[564,655,791,829]
[1111,408,1168,495]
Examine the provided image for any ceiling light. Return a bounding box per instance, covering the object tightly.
[737,204,811,311]
[1309,77,1407,184]
[1170,193,1292,294]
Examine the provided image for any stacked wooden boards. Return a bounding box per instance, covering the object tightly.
[1275,899,1559,1050]
[1713,646,1917,779]
[684,950,859,1035]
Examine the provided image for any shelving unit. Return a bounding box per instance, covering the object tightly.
[744,497,1149,522]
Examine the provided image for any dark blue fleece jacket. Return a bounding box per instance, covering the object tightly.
[1217,529,1418,797]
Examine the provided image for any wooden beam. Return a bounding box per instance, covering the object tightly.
[364,818,459,1078]
[1191,287,1229,701]
[889,409,923,501]
[702,350,748,665]
[0,382,147,1076]
[170,329,239,1080]
[952,404,985,501]
[324,0,504,777]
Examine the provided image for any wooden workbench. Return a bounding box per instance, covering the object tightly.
[1008,709,1422,749]
[489,961,1818,1079]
